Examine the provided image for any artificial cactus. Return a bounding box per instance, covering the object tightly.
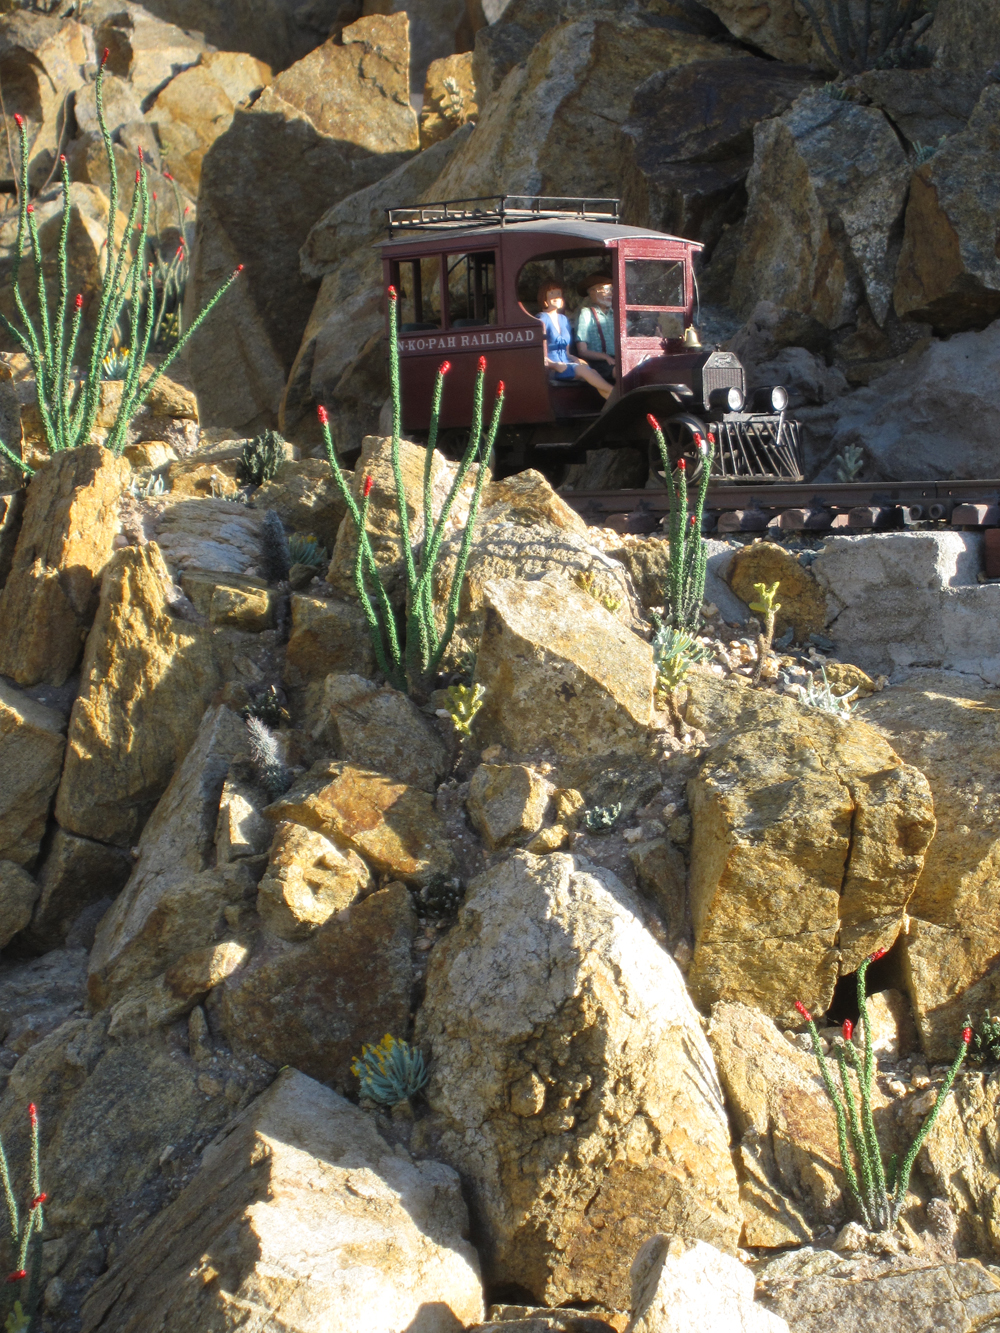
[317,288,504,696]
[647,415,713,630]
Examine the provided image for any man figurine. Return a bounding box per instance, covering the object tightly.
[575,274,616,382]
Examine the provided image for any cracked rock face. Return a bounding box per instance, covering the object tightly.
[682,674,935,1022]
[414,850,741,1309]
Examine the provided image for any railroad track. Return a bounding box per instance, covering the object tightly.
[564,479,1000,542]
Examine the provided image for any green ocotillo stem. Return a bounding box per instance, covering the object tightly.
[386,288,419,611]
[429,381,504,679]
[319,407,404,686]
[889,1021,970,1227]
[855,957,889,1219]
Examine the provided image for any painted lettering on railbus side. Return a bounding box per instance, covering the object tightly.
[398,327,540,354]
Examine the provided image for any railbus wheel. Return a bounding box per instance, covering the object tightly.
[647,413,709,487]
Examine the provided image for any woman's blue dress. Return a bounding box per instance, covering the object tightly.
[539,311,577,381]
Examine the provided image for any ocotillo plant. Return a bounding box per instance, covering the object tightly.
[647,415,714,630]
[0,50,242,476]
[0,1103,46,1332]
[318,286,504,696]
[795,950,971,1233]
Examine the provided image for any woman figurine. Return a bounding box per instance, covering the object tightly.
[537,280,612,400]
[575,273,616,383]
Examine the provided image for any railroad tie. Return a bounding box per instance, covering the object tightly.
[951,503,1000,526]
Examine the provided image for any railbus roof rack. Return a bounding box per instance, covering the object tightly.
[386,194,622,236]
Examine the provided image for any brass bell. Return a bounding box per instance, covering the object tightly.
[683,325,702,349]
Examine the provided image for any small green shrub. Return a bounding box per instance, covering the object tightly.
[799,0,934,74]
[260,510,290,583]
[749,580,780,686]
[238,429,286,486]
[966,1011,1000,1067]
[834,443,865,482]
[584,802,621,833]
[287,532,328,569]
[241,685,288,728]
[409,875,465,923]
[245,717,291,798]
[352,1035,429,1106]
[652,621,709,695]
[797,665,857,719]
[441,682,485,737]
[796,952,970,1233]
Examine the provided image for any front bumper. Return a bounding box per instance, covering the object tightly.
[712,413,803,482]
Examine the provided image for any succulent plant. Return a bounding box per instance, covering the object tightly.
[239,429,286,487]
[287,532,328,569]
[440,682,485,737]
[260,509,290,583]
[351,1035,429,1106]
[245,716,291,798]
[584,802,622,833]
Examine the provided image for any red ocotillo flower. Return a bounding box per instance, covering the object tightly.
[30,1194,46,1208]
[59,154,66,165]
[363,475,373,499]
[137,145,143,162]
[497,380,505,395]
[646,413,659,431]
[677,458,686,471]
[869,947,887,963]
[6,1271,26,1283]
[75,294,83,309]
[843,1019,853,1042]
[387,285,397,301]
[14,114,22,128]
[963,1025,973,1045]
[26,205,33,215]
[162,170,174,182]
[28,1103,36,1126]
[794,1000,810,1021]
[317,405,329,425]
[102,47,110,66]
[477,355,486,372]
[439,360,451,375]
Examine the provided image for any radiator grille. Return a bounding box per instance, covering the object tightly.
[702,363,745,407]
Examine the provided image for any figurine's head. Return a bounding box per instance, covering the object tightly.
[582,273,612,309]
[537,280,564,311]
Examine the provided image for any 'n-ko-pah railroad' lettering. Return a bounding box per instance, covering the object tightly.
[399,328,540,354]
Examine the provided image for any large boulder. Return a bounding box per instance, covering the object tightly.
[0,1008,273,1319]
[144,50,273,198]
[755,1247,1000,1332]
[919,1071,1000,1261]
[620,58,817,252]
[682,673,935,1021]
[93,2,206,106]
[266,760,455,884]
[187,14,419,433]
[310,673,448,792]
[930,0,1000,78]
[0,680,65,868]
[432,13,739,204]
[699,0,823,66]
[414,851,742,1308]
[118,0,341,70]
[857,673,1000,1059]
[54,544,226,847]
[86,704,249,1008]
[473,577,653,761]
[215,881,415,1088]
[0,13,88,186]
[362,0,470,92]
[79,1069,484,1332]
[283,128,469,450]
[849,68,985,148]
[627,1234,789,1333]
[251,457,347,548]
[28,830,132,950]
[894,86,1000,334]
[470,0,727,104]
[731,92,911,331]
[0,860,39,949]
[152,495,266,577]
[0,446,129,687]
[811,532,1000,682]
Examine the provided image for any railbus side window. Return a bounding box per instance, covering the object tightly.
[446,252,497,327]
[391,257,444,331]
